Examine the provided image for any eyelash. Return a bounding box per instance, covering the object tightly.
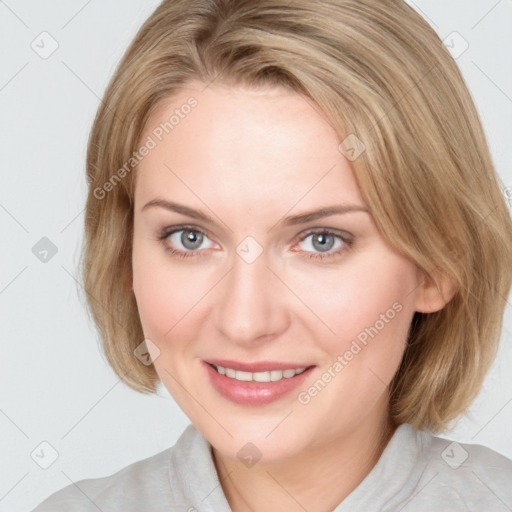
[156,225,354,261]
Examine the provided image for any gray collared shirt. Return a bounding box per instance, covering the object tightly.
[32,422,512,511]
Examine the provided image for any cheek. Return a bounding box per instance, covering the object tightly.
[132,243,186,338]
[291,252,417,359]
[132,242,219,346]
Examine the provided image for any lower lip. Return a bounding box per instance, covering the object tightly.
[203,361,316,406]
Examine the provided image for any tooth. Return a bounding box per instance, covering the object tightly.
[235,370,253,381]
[270,370,284,381]
[213,364,308,381]
[253,371,271,382]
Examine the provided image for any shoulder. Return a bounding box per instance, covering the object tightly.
[32,441,178,511]
[32,422,230,512]
[421,427,512,475]
[408,426,512,511]
[32,447,173,511]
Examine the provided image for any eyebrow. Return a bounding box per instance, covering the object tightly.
[141,198,369,226]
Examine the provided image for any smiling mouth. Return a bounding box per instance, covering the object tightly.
[208,363,314,383]
[203,361,317,405]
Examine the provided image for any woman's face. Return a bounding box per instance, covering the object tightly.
[132,80,426,463]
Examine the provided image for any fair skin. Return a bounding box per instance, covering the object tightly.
[131,80,456,511]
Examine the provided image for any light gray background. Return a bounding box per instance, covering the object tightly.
[1,1,511,510]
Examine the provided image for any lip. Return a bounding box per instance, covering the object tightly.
[204,358,314,372]
[203,360,316,406]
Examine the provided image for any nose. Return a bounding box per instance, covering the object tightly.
[212,248,290,346]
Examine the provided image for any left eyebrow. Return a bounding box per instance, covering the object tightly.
[280,204,369,226]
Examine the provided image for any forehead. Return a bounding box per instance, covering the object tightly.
[135,81,365,214]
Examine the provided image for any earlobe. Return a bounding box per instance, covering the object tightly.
[414,268,458,313]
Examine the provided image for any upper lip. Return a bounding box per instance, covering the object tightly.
[204,359,315,372]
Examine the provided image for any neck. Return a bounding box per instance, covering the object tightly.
[212,400,397,512]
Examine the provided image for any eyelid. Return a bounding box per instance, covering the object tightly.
[293,227,354,245]
[158,224,217,246]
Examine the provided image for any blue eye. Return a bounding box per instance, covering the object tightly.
[296,230,353,261]
[157,226,353,261]
[158,226,214,259]
[300,232,340,252]
[171,229,207,250]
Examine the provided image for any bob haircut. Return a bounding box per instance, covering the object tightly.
[81,0,512,433]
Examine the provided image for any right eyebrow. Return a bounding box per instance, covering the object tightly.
[141,199,215,224]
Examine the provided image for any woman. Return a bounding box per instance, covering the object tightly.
[33,0,512,510]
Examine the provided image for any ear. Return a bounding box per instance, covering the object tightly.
[414,267,458,313]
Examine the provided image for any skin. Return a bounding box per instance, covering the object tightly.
[131,80,456,511]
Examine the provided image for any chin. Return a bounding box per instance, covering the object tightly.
[201,416,310,464]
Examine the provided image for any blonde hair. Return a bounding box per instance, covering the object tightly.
[81,0,512,433]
